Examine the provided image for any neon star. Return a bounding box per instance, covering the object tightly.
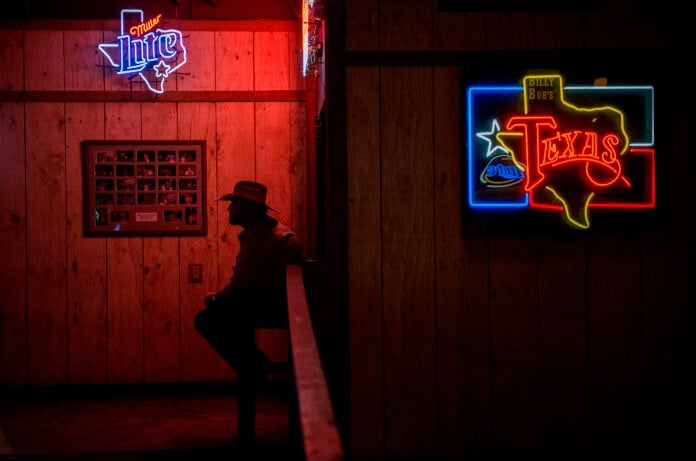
[476,119,510,157]
[154,61,171,78]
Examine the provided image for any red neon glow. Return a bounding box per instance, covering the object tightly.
[495,74,652,229]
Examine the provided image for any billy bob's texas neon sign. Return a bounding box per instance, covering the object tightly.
[98,9,187,94]
[467,74,655,229]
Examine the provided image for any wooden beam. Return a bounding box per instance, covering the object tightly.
[286,264,344,461]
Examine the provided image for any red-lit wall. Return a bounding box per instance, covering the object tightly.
[0,18,309,385]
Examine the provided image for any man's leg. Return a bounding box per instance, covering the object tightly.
[194,305,245,373]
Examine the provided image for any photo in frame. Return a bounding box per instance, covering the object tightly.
[82,140,207,236]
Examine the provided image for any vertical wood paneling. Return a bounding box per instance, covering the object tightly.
[537,237,587,451]
[346,66,383,460]
[433,67,490,456]
[178,102,224,382]
[0,102,27,385]
[433,11,485,50]
[381,66,437,457]
[105,102,144,384]
[485,13,535,50]
[215,31,254,91]
[288,27,304,91]
[640,232,691,449]
[106,237,144,384]
[0,30,24,90]
[63,29,106,384]
[26,102,67,384]
[584,1,650,49]
[24,31,64,91]
[176,31,215,91]
[64,30,104,91]
[533,12,587,49]
[142,103,181,383]
[254,32,290,90]
[488,237,538,452]
[214,101,256,379]
[345,0,379,51]
[586,236,642,451]
[65,102,107,385]
[638,71,693,449]
[256,102,291,218]
[289,101,307,246]
[380,0,433,51]
[255,101,291,360]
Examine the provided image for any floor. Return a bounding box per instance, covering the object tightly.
[0,381,298,461]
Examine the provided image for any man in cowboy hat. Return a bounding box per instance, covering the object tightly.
[194,180,305,380]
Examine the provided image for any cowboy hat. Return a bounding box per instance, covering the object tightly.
[216,180,278,212]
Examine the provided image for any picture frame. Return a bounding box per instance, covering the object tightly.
[82,140,207,236]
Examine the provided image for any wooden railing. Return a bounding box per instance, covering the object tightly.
[286,263,345,461]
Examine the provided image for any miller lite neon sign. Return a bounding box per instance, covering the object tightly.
[98,9,187,94]
[467,74,655,229]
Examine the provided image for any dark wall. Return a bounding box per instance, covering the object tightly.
[335,0,694,459]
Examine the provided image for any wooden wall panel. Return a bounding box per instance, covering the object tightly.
[433,10,485,50]
[380,66,437,457]
[26,102,67,384]
[142,102,181,383]
[433,67,490,456]
[214,101,256,379]
[340,1,689,458]
[105,102,144,384]
[584,1,650,49]
[254,32,290,90]
[64,30,104,91]
[289,101,307,247]
[176,31,215,91]
[587,236,643,450]
[345,0,379,51]
[256,102,291,218]
[0,30,24,90]
[65,102,107,385]
[0,28,27,386]
[533,12,586,49]
[640,232,691,449]
[346,66,383,460]
[380,0,432,51]
[485,13,535,50]
[488,237,539,452]
[288,28,304,91]
[215,31,254,91]
[176,32,215,381]
[637,72,693,448]
[178,102,224,382]
[536,237,587,451]
[24,31,64,91]
[0,102,27,385]
[255,101,293,360]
